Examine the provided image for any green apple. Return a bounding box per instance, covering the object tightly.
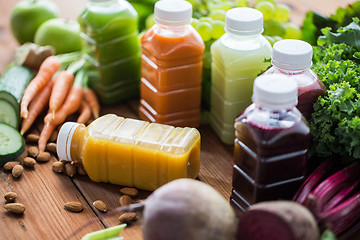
[10,0,59,44]
[34,18,83,54]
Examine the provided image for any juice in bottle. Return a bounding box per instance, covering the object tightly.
[230,74,311,213]
[57,114,201,191]
[139,0,205,128]
[78,0,141,105]
[210,7,272,145]
[263,39,326,119]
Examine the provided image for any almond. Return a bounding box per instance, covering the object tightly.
[72,160,82,167]
[64,163,76,177]
[28,146,39,158]
[59,159,68,164]
[4,203,25,214]
[77,165,87,175]
[52,161,64,173]
[119,195,132,206]
[25,134,39,143]
[64,201,83,212]
[3,161,20,171]
[36,152,51,162]
[118,212,137,224]
[23,157,36,168]
[93,200,107,212]
[46,143,57,154]
[120,187,139,198]
[4,192,17,202]
[12,165,23,178]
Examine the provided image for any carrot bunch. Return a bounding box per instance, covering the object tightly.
[20,55,100,152]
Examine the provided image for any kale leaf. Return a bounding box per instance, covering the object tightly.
[310,40,360,163]
[301,1,360,45]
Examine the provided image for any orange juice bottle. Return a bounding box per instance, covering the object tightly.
[56,114,201,191]
[139,0,205,128]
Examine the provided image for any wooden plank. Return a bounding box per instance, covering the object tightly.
[1,1,359,239]
[0,145,104,239]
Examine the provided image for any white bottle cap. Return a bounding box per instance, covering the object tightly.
[225,7,263,35]
[57,122,82,162]
[252,74,298,110]
[154,0,192,26]
[272,39,313,70]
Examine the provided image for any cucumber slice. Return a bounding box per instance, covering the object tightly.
[0,99,18,128]
[0,65,33,129]
[0,123,24,167]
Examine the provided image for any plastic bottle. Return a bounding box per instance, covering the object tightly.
[78,0,141,105]
[230,74,311,213]
[210,7,272,145]
[56,114,201,191]
[139,0,205,128]
[263,39,326,119]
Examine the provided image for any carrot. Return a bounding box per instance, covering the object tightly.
[20,79,54,135]
[21,55,61,118]
[44,85,83,125]
[38,122,57,152]
[77,100,91,124]
[49,70,74,117]
[84,88,100,119]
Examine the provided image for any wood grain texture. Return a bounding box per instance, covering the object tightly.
[0,145,104,240]
[0,0,358,239]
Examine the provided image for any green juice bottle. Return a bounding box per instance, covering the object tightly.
[210,7,272,144]
[78,0,141,105]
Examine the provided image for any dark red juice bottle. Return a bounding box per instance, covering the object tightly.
[263,39,326,120]
[230,74,311,213]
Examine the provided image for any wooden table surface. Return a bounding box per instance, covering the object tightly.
[0,0,356,239]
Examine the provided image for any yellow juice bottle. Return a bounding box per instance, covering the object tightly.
[57,114,200,191]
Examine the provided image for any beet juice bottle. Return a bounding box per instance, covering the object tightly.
[230,74,311,213]
[263,39,326,119]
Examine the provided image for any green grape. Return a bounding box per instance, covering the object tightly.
[217,1,234,11]
[274,4,290,23]
[208,1,234,12]
[199,17,214,24]
[186,0,196,7]
[196,22,213,42]
[145,14,155,29]
[209,9,226,21]
[273,36,282,43]
[264,35,275,46]
[284,22,301,39]
[263,19,285,37]
[211,20,225,39]
[191,18,200,28]
[255,0,277,5]
[236,0,249,7]
[255,1,276,21]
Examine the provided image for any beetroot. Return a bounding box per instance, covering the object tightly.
[142,178,237,240]
[237,201,319,240]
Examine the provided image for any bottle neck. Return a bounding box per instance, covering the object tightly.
[227,31,262,40]
[272,65,309,75]
[244,103,301,129]
[69,125,86,165]
[153,23,190,37]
